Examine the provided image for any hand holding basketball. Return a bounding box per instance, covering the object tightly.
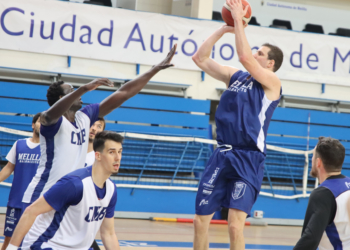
[222,0,252,27]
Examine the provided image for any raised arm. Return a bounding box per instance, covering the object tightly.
[41,79,114,126]
[192,26,239,88]
[100,217,120,250]
[226,0,280,93]
[98,45,177,117]
[8,197,53,248]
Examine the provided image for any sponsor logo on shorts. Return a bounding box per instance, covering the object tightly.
[232,182,247,200]
[203,183,214,188]
[6,220,15,224]
[202,189,212,195]
[199,199,209,206]
[5,227,13,232]
[208,167,220,184]
[345,182,350,189]
[9,208,15,218]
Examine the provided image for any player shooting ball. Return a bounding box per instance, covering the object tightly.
[192,0,283,249]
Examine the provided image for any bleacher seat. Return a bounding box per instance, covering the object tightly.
[249,16,260,26]
[329,28,350,37]
[83,0,111,6]
[303,24,324,34]
[212,11,223,21]
[269,19,292,30]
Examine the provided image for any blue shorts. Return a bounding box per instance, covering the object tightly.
[195,147,265,216]
[4,206,22,237]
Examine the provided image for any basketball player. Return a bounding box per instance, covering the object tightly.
[22,44,177,209]
[6,131,123,250]
[294,137,350,250]
[86,118,106,168]
[0,113,41,250]
[191,0,283,249]
[86,118,105,250]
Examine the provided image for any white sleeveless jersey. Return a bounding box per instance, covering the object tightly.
[23,104,99,203]
[21,167,116,250]
[318,177,350,250]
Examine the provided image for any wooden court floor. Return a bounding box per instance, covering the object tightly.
[0,214,301,249]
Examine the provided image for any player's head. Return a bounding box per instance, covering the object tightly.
[32,112,41,137]
[253,44,283,72]
[311,137,345,178]
[46,81,82,110]
[89,118,106,143]
[93,131,124,174]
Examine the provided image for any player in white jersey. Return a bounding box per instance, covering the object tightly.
[85,118,105,250]
[86,118,105,168]
[7,131,123,250]
[22,45,177,207]
[294,137,350,250]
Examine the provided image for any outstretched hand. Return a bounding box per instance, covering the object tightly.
[84,78,114,91]
[153,44,177,70]
[226,0,249,21]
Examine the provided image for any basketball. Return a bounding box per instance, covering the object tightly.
[222,0,252,27]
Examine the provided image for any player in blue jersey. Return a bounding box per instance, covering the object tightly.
[192,1,283,249]
[6,131,123,250]
[294,137,350,250]
[22,45,177,209]
[0,113,41,250]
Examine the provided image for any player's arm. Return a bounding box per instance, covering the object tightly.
[41,79,114,126]
[98,45,177,117]
[192,26,239,88]
[0,162,15,183]
[226,0,280,92]
[293,188,336,250]
[8,197,54,248]
[100,217,120,250]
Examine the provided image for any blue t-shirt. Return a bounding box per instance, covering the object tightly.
[7,139,40,209]
[43,167,117,218]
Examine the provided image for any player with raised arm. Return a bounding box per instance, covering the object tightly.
[22,45,177,209]
[6,131,124,250]
[191,0,283,249]
[0,113,41,250]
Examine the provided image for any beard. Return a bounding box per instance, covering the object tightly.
[34,128,40,137]
[89,137,94,143]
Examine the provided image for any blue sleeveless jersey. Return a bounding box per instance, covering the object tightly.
[9,139,40,208]
[215,70,281,153]
[318,176,350,250]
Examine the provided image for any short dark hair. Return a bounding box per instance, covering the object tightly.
[262,43,284,72]
[93,131,124,152]
[47,81,65,106]
[315,136,345,172]
[32,112,41,124]
[97,117,106,130]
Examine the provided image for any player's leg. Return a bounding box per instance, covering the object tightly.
[194,149,229,250]
[227,208,247,250]
[1,236,11,250]
[193,213,215,250]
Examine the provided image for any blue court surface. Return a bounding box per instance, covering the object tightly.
[0,237,293,249]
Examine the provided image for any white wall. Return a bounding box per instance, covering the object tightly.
[172,0,192,17]
[117,0,136,9]
[136,0,173,14]
[213,0,350,34]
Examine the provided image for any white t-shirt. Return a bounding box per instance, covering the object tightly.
[6,139,40,164]
[85,150,95,168]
